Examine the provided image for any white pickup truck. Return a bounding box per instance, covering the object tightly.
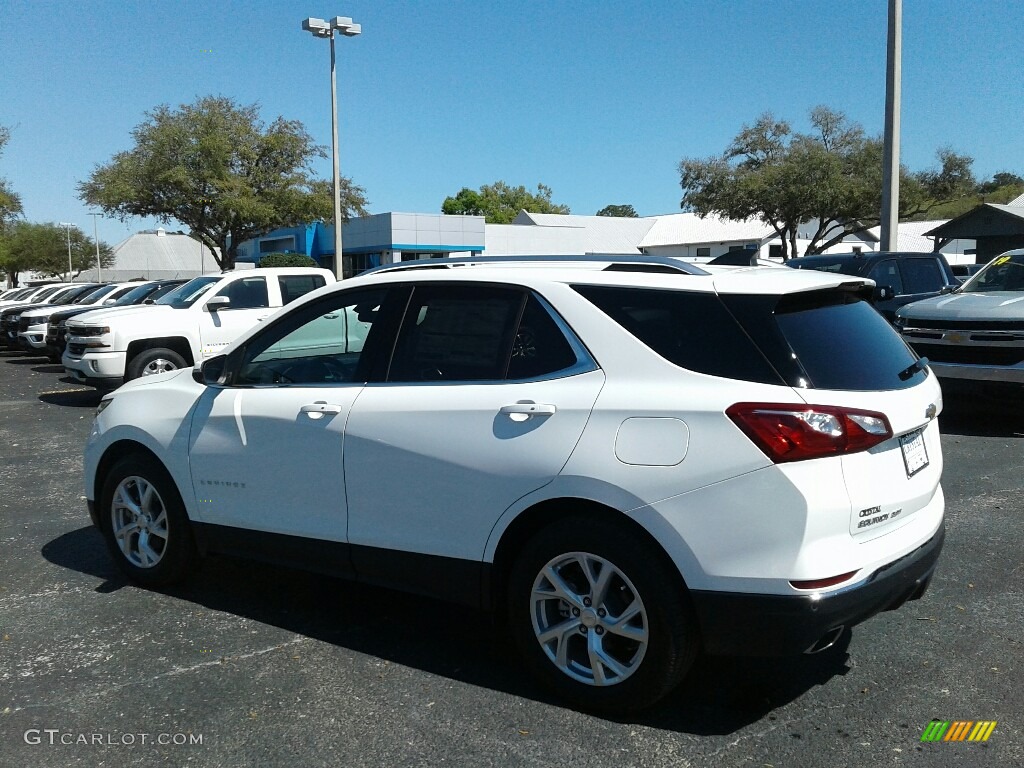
[63,267,334,387]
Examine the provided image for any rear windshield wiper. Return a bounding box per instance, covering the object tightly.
[898,357,929,381]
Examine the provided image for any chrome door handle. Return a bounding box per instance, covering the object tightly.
[300,402,343,416]
[499,403,556,417]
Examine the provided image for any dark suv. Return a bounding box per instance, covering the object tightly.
[787,251,958,321]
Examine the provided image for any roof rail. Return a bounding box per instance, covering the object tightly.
[363,254,710,277]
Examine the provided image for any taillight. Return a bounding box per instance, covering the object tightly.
[726,402,892,463]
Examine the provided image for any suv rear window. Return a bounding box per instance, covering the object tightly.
[573,286,783,385]
[722,291,927,391]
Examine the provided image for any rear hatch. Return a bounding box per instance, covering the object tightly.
[719,284,942,540]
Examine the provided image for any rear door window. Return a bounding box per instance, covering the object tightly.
[279,274,327,305]
[901,258,943,295]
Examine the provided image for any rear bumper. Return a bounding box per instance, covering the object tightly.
[690,522,944,656]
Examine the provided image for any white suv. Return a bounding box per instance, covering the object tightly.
[84,256,945,713]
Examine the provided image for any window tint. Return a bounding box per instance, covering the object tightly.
[235,289,386,386]
[901,258,943,294]
[388,285,524,382]
[156,276,220,307]
[278,274,326,305]
[216,276,269,309]
[573,285,783,384]
[506,295,579,380]
[757,292,925,393]
[867,260,904,295]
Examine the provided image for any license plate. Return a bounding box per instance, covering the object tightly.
[900,428,929,478]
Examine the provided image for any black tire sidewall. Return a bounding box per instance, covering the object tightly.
[99,454,197,587]
[507,516,698,714]
[126,348,187,381]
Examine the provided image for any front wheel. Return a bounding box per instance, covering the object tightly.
[99,455,198,587]
[125,347,187,381]
[507,516,699,713]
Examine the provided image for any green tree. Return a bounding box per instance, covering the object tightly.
[0,125,25,285]
[79,96,369,270]
[257,252,319,268]
[678,107,976,259]
[0,222,114,283]
[442,181,570,224]
[978,171,1024,194]
[596,204,639,217]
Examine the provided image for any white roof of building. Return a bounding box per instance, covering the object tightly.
[864,220,951,252]
[512,211,657,254]
[77,229,217,282]
[638,212,775,248]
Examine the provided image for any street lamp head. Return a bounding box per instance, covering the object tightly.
[302,17,332,37]
[331,16,361,36]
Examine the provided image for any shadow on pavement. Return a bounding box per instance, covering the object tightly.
[2,355,48,365]
[31,364,66,374]
[38,388,103,408]
[43,525,851,735]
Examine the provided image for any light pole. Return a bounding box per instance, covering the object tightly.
[88,212,103,281]
[302,15,361,279]
[58,222,76,281]
[880,0,902,251]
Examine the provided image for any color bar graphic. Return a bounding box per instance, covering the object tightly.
[920,720,996,742]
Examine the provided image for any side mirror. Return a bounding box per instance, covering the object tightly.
[205,295,230,312]
[872,285,893,302]
[193,354,228,385]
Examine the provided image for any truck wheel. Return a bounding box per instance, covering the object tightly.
[507,516,699,713]
[126,348,187,381]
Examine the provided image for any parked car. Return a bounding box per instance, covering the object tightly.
[0,284,81,349]
[895,248,1024,391]
[25,280,185,359]
[0,285,63,307]
[65,268,334,387]
[786,251,959,321]
[85,255,944,713]
[3,283,102,351]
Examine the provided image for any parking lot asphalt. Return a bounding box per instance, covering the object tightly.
[0,349,1021,768]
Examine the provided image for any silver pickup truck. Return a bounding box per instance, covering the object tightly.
[895,249,1024,387]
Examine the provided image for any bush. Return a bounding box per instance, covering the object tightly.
[257,252,319,268]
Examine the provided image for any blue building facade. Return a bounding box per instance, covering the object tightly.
[236,213,486,278]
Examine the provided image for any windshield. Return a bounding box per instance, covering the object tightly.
[155,276,221,308]
[111,283,157,305]
[33,285,65,301]
[76,284,118,304]
[960,253,1024,292]
[52,285,95,305]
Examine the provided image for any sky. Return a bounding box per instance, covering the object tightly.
[1,0,1022,247]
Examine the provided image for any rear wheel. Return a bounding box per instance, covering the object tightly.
[99,455,198,587]
[126,348,187,381]
[507,516,698,713]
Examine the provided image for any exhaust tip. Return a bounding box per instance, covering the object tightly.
[805,625,845,654]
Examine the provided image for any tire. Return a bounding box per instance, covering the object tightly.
[99,454,199,587]
[125,347,187,381]
[507,516,699,714]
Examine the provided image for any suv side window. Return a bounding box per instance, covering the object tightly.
[279,274,327,305]
[573,285,783,385]
[901,258,943,294]
[867,260,904,295]
[386,285,581,383]
[234,288,387,385]
[215,276,269,309]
